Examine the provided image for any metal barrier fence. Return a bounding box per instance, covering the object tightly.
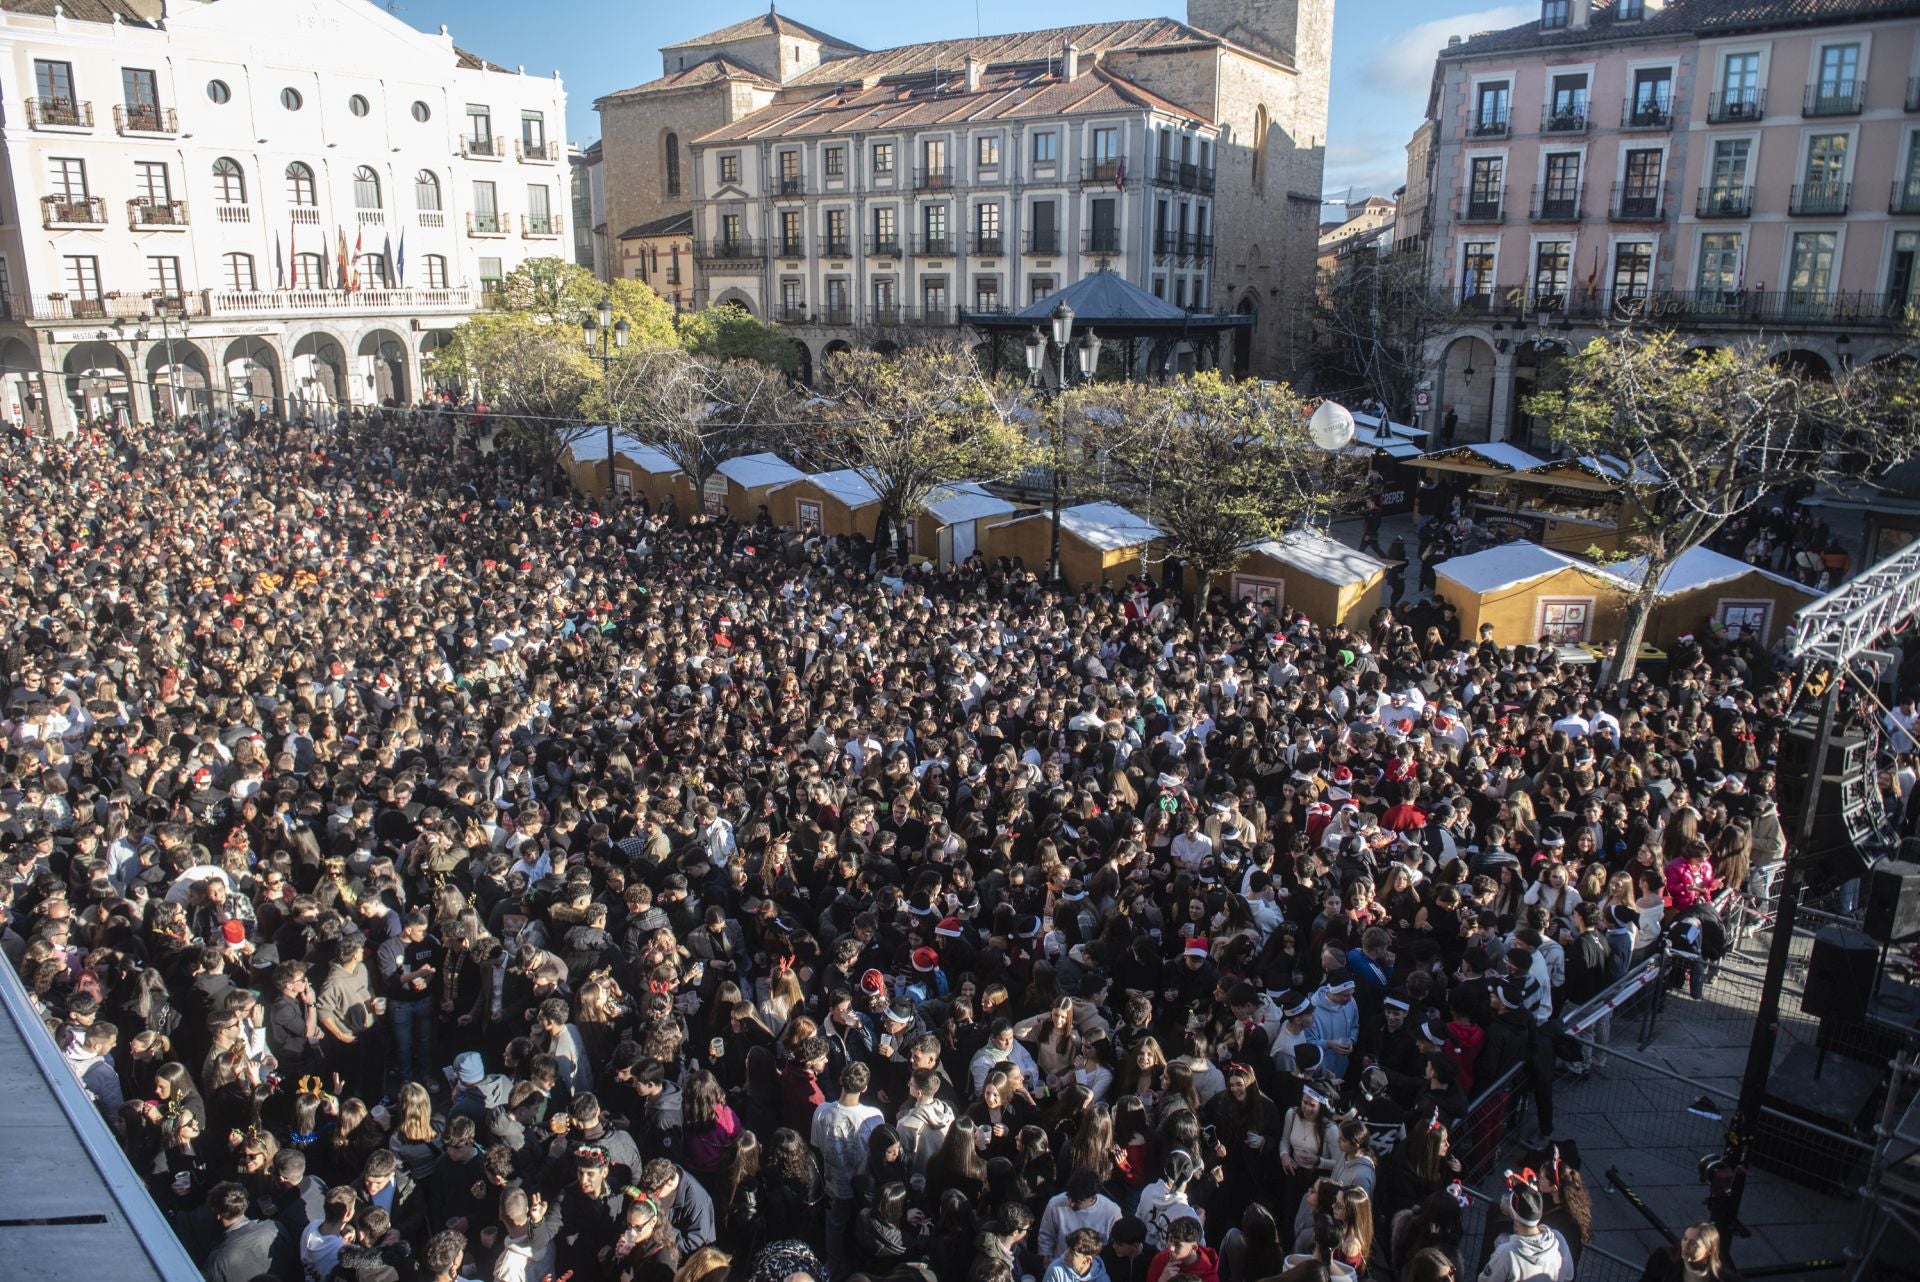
[1459,1183,1652,1282]
[1454,1058,1532,1183]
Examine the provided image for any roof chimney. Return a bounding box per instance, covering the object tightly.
[965,56,983,93]
[1569,0,1592,30]
[1063,43,1081,82]
[1445,34,1462,47]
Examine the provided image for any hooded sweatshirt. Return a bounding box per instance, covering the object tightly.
[64,1046,125,1128]
[1478,1227,1573,1282]
[1308,987,1360,1078]
[895,1096,955,1175]
[1147,1244,1219,1282]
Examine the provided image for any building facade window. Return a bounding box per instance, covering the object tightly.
[148,255,183,297]
[64,255,101,299]
[354,166,382,209]
[1697,232,1741,296]
[527,184,552,233]
[34,59,74,108]
[1612,243,1652,299]
[212,158,246,204]
[50,156,88,199]
[1474,81,1510,135]
[1468,156,1503,217]
[423,254,448,288]
[348,93,370,117]
[872,143,893,175]
[293,252,323,288]
[286,162,317,206]
[466,105,492,144]
[1889,232,1919,309]
[416,170,441,211]
[280,87,303,111]
[720,153,740,184]
[222,252,255,291]
[1787,232,1836,303]
[135,160,171,204]
[664,132,680,196]
[1532,240,1571,306]
[824,146,845,177]
[523,111,546,151]
[977,135,1000,168]
[1462,242,1495,303]
[1032,132,1056,165]
[1541,0,1570,29]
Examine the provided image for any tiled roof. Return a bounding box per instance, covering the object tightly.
[454,46,513,74]
[599,54,778,105]
[696,63,1208,146]
[662,9,863,53]
[1444,0,1920,59]
[0,0,160,21]
[785,17,1228,88]
[1012,269,1191,324]
[620,211,693,240]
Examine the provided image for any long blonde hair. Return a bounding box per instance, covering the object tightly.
[396,1082,436,1144]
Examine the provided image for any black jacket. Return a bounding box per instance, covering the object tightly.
[203,1217,299,1282]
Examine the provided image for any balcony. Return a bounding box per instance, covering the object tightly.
[1154,230,1213,259]
[128,199,188,230]
[1083,229,1121,254]
[1184,233,1214,261]
[467,210,510,236]
[417,210,445,228]
[1609,182,1666,222]
[1696,185,1752,218]
[913,235,954,257]
[774,174,805,198]
[1803,80,1864,117]
[777,238,804,258]
[200,286,478,319]
[460,135,506,160]
[1470,110,1510,139]
[25,97,92,130]
[113,104,177,136]
[42,195,106,228]
[822,239,851,258]
[866,235,903,258]
[1622,289,1908,330]
[823,305,853,325]
[356,208,386,226]
[1790,181,1850,216]
[868,305,902,327]
[914,167,955,191]
[1540,104,1590,135]
[1707,87,1765,123]
[216,203,252,224]
[291,207,320,225]
[1025,230,1061,255]
[1621,96,1673,129]
[1080,158,1122,186]
[778,306,808,324]
[523,214,562,238]
[694,236,765,262]
[1529,184,1584,222]
[970,233,1004,257]
[517,139,560,163]
[1458,194,1505,224]
[1893,180,1920,215]
[1152,156,1216,194]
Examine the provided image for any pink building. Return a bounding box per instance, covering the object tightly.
[1413,0,1920,448]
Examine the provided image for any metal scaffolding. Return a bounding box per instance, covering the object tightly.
[1791,535,1920,667]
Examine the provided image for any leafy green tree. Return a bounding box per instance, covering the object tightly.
[429,315,596,484]
[798,343,1035,554]
[678,305,800,373]
[1525,330,1916,681]
[1066,371,1361,599]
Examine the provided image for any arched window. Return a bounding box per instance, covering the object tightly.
[353,166,382,210]
[1251,105,1269,192]
[414,170,441,212]
[222,252,255,291]
[664,131,680,197]
[286,162,316,206]
[212,157,247,205]
[422,254,448,289]
[293,251,324,288]
[355,253,390,288]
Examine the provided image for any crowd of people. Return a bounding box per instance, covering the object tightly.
[0,402,1798,1282]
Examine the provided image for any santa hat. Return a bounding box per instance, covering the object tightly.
[860,968,887,995]
[911,947,940,973]
[935,917,964,940]
[1183,936,1210,959]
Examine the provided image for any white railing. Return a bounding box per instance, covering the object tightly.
[291,207,320,224]
[418,210,445,228]
[202,286,478,317]
[216,204,251,223]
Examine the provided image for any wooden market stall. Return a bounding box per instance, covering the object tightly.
[1434,541,1630,647]
[707,452,807,522]
[1211,530,1391,628]
[1414,444,1629,555]
[565,430,694,507]
[981,501,1163,588]
[1349,410,1427,516]
[769,468,883,537]
[1615,545,1820,649]
[916,483,1019,567]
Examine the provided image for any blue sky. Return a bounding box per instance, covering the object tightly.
[396,0,1537,212]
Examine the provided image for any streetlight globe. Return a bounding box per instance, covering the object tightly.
[1023,329,1046,376]
[581,313,600,350]
[596,297,614,330]
[1049,300,1075,348]
[1308,399,1357,452]
[1075,329,1101,380]
[613,318,631,349]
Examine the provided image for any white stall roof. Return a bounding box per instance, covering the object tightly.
[925,482,1016,525]
[716,452,806,488]
[1244,530,1392,586]
[1436,541,1624,594]
[775,467,881,508]
[1613,545,1807,597]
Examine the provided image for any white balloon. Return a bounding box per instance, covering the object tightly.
[1309,400,1356,452]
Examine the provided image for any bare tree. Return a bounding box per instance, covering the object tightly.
[1312,251,1451,419]
[598,346,798,507]
[1525,329,1918,681]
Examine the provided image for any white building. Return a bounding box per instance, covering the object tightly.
[0,0,570,434]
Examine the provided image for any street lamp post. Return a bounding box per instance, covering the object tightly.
[581,294,630,498]
[1023,300,1101,582]
[148,304,186,425]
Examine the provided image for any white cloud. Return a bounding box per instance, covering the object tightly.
[1362,4,1535,105]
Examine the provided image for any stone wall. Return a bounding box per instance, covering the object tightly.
[598,81,771,262]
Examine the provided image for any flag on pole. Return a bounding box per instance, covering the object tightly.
[1115,155,1127,192]
[395,229,405,288]
[336,227,349,292]
[352,227,364,293]
[381,233,393,290]
[274,231,285,290]
[1585,245,1600,298]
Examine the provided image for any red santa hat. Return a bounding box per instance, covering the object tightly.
[935,917,964,939]
[1183,936,1210,959]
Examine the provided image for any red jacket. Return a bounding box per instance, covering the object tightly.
[1444,1019,1486,1096]
[1665,856,1719,912]
[1148,1245,1219,1282]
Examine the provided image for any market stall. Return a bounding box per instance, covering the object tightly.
[1433,540,1630,647]
[1212,530,1391,628]
[981,501,1163,588]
